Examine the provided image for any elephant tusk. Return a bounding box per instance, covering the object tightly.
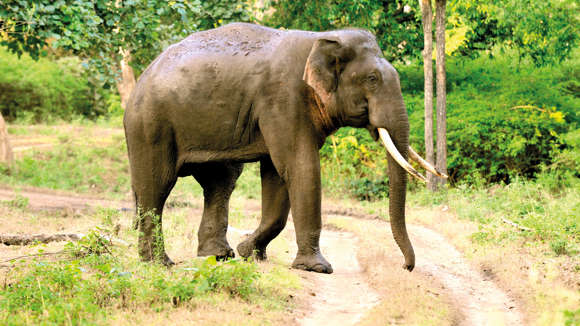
[408,146,449,178]
[378,128,427,183]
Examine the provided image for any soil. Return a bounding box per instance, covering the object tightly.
[0,187,525,325]
[290,229,381,326]
[408,224,524,325]
[0,186,131,211]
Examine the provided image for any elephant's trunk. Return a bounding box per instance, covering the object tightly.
[376,113,415,271]
[388,124,415,271]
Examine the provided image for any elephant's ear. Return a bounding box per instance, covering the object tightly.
[303,38,355,107]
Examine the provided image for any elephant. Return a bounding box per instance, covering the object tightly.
[124,23,446,274]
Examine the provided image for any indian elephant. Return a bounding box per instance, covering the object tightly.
[124,23,445,273]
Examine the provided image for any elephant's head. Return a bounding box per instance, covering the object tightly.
[303,30,447,271]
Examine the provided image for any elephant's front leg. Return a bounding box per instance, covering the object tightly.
[237,157,290,260]
[286,151,333,274]
[259,110,332,273]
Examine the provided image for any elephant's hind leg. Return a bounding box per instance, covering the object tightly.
[129,134,177,266]
[237,157,290,260]
[192,162,243,259]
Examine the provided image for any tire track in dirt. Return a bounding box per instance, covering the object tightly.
[289,229,381,326]
[409,224,524,325]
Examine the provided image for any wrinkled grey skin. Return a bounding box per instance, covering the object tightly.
[124,23,414,273]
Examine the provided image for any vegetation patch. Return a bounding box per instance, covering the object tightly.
[0,228,296,325]
[1,130,130,198]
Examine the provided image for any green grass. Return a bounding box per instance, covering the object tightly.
[0,228,299,325]
[0,139,130,198]
[408,174,580,257]
[3,122,263,201]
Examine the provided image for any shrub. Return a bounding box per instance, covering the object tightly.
[0,251,261,324]
[402,50,579,185]
[320,127,393,199]
[0,48,104,122]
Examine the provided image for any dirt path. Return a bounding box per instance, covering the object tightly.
[0,187,524,325]
[408,224,524,325]
[0,187,131,210]
[292,230,381,326]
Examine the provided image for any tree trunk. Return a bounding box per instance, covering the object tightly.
[435,0,447,187]
[421,0,435,190]
[117,49,136,110]
[0,113,13,164]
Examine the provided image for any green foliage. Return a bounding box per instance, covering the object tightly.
[402,51,579,184]
[0,138,130,198]
[0,252,261,325]
[538,128,580,191]
[65,228,113,258]
[450,0,579,66]
[0,0,251,84]
[263,0,422,63]
[549,239,568,256]
[564,308,580,326]
[1,194,29,209]
[320,127,394,199]
[410,176,580,256]
[0,48,96,122]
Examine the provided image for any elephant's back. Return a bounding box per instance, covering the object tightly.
[152,23,284,70]
[180,23,284,56]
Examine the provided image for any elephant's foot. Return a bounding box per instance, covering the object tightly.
[237,237,267,260]
[139,250,175,267]
[197,239,235,261]
[292,252,333,274]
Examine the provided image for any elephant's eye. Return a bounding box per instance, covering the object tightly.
[365,73,379,88]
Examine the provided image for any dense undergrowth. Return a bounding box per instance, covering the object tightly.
[0,126,130,198]
[320,49,579,198]
[0,228,292,325]
[0,48,118,123]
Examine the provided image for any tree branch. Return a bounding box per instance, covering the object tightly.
[501,217,533,232]
[0,233,82,246]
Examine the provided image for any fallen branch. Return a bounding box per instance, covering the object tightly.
[0,233,82,246]
[501,217,533,232]
[0,233,129,246]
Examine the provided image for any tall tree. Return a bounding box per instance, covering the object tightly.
[420,0,436,190]
[435,0,447,187]
[0,113,13,164]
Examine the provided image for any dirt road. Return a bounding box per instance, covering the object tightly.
[0,187,524,325]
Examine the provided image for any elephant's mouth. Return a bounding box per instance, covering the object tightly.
[377,128,448,182]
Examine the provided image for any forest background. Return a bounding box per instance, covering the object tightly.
[0,0,579,324]
[1,0,578,190]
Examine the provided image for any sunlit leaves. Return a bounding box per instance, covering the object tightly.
[449,0,579,66]
[0,0,251,86]
[264,0,423,63]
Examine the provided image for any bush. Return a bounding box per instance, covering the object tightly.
[0,48,105,122]
[321,50,579,198]
[0,253,261,325]
[320,127,394,199]
[401,50,579,185]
